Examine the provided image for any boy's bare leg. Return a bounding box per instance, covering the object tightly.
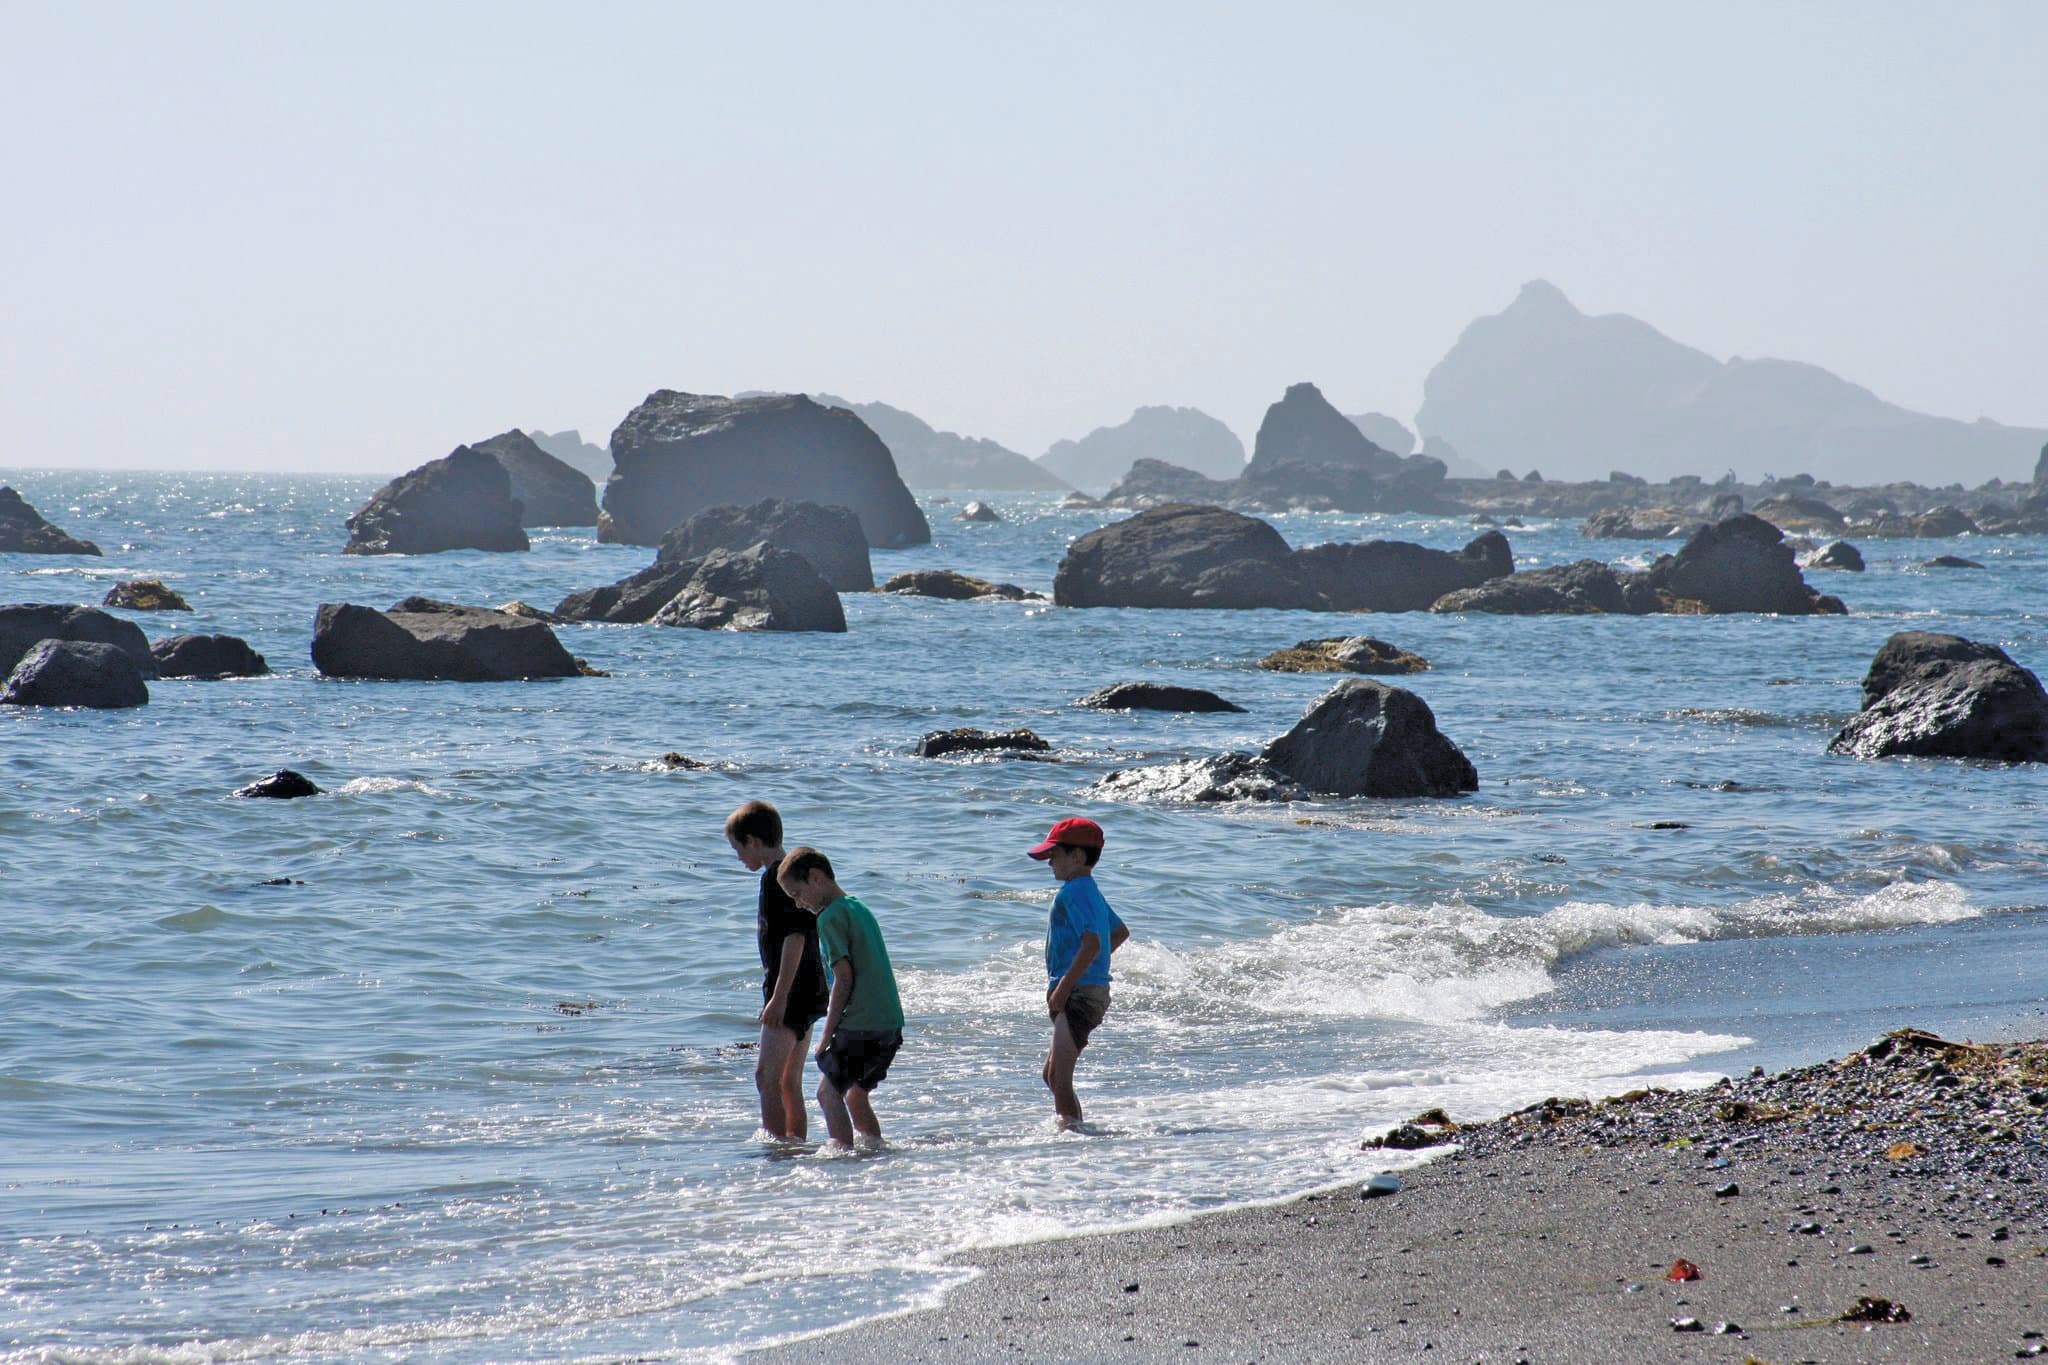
[817,1075,855,1146]
[1045,1015,1083,1127]
[778,1026,811,1140]
[756,1023,799,1136]
[845,1084,881,1141]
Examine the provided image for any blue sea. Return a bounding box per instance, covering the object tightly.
[4,469,2045,1361]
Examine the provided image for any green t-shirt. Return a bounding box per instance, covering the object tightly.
[815,893,905,1032]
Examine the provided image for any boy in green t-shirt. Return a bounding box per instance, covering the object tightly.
[777,846,905,1149]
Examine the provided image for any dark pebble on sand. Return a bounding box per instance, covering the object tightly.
[1669,1316,1704,1332]
[1714,1182,1739,1197]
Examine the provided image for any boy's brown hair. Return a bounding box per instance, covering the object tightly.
[778,845,835,885]
[725,799,782,849]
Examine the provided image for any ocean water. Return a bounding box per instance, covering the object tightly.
[3,469,2045,1362]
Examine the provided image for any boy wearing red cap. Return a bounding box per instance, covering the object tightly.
[1028,816,1131,1129]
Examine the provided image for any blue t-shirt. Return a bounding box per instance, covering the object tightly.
[1046,874,1122,988]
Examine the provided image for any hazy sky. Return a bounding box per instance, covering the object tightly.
[4,2,2044,476]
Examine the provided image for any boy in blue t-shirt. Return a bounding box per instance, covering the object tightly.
[1027,817,1130,1128]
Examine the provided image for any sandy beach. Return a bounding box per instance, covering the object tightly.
[752,1030,2047,1363]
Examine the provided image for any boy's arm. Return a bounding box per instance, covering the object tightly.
[759,932,805,1028]
[1109,909,1130,952]
[816,957,854,1056]
[1048,933,1100,1016]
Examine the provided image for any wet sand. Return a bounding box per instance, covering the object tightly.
[751,1030,2047,1363]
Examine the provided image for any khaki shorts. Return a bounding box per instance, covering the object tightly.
[1061,984,1111,1050]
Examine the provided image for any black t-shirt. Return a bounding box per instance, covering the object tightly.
[757,858,829,1013]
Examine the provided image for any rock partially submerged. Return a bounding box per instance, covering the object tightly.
[650,544,846,632]
[1293,531,1512,612]
[344,446,530,555]
[1432,560,1658,615]
[555,559,702,624]
[233,769,321,799]
[1828,631,2048,762]
[0,604,154,678]
[882,569,1040,601]
[1922,555,1984,569]
[468,429,599,527]
[600,390,929,548]
[1054,505,1315,610]
[915,727,1051,759]
[103,579,191,611]
[1237,382,1449,513]
[0,487,100,555]
[957,501,1002,522]
[1,639,149,708]
[1646,513,1841,614]
[659,498,873,592]
[1095,678,1476,801]
[151,634,269,679]
[312,598,584,681]
[1258,637,1428,674]
[1076,682,1245,713]
[1581,507,1698,539]
[1803,540,1866,572]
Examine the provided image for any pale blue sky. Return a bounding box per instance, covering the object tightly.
[3,2,2043,476]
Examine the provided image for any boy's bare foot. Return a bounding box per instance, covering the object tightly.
[853,1133,888,1153]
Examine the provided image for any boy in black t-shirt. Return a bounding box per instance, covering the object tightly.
[724,800,830,1140]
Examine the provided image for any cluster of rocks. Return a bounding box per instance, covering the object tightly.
[0,487,99,555]
[556,499,854,633]
[1094,678,1478,802]
[1100,382,1452,515]
[1054,505,1843,616]
[1,605,155,708]
[1829,631,2048,762]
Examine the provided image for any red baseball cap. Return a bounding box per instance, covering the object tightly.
[1028,816,1104,859]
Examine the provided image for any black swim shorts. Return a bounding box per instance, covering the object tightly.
[1061,984,1111,1050]
[818,1027,903,1092]
[765,994,826,1040]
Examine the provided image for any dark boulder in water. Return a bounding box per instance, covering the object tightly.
[0,603,154,677]
[658,498,873,592]
[1,639,148,708]
[915,727,1051,758]
[1239,382,1448,513]
[651,544,848,633]
[1261,678,1478,798]
[600,390,929,549]
[1258,637,1429,674]
[1294,532,1511,612]
[1053,504,1316,610]
[1076,682,1245,713]
[1921,555,1984,569]
[882,569,1039,601]
[1828,631,2048,762]
[152,634,269,679]
[468,429,599,527]
[343,446,530,555]
[1581,507,1699,540]
[1803,541,1865,572]
[0,486,100,555]
[312,598,583,681]
[233,769,321,799]
[103,579,191,611]
[957,500,1002,522]
[1644,514,1840,614]
[1431,560,1658,615]
[555,560,702,624]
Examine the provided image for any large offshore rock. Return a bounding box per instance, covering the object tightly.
[1053,504,1316,609]
[1101,458,1240,508]
[1261,679,1478,798]
[311,598,582,680]
[600,390,929,548]
[1644,514,1837,614]
[1828,631,2048,762]
[343,446,530,555]
[1076,682,1245,713]
[650,544,847,632]
[657,498,872,592]
[1,639,148,708]
[0,487,100,555]
[1431,560,1659,615]
[0,603,154,677]
[151,634,270,679]
[469,430,599,527]
[811,394,1066,492]
[1239,382,1448,513]
[1040,405,1247,489]
[1295,531,1513,612]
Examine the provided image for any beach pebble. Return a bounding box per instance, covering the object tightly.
[1360,1173,1402,1199]
[1849,1244,1875,1254]
[1713,1182,1739,1197]
[1669,1316,1704,1332]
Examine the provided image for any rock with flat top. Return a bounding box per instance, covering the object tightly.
[311,598,581,680]
[1295,532,1512,612]
[882,569,1039,601]
[915,727,1051,758]
[1054,505,1316,610]
[1431,561,1658,615]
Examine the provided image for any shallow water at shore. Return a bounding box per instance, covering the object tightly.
[2,469,2045,1359]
